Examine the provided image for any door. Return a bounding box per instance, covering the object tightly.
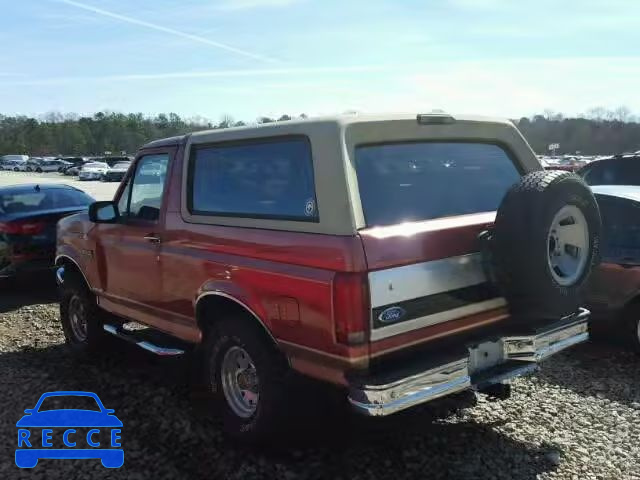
[94,150,173,321]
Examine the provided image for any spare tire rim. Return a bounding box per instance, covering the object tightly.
[547,205,589,286]
[220,346,259,418]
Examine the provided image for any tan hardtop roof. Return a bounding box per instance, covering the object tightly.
[188,113,514,141]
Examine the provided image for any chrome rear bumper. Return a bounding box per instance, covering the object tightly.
[348,309,589,416]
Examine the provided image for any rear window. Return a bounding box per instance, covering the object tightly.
[189,137,318,221]
[355,142,520,227]
[0,188,93,214]
[581,159,640,186]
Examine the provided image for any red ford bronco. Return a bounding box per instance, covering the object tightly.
[55,113,601,441]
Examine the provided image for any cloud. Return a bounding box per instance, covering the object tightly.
[215,0,301,11]
[54,0,280,63]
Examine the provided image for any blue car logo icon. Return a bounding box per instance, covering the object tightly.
[16,391,123,468]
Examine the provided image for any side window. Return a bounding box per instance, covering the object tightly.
[189,136,318,221]
[119,154,169,222]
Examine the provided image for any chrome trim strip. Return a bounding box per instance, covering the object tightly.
[54,254,93,291]
[368,253,488,308]
[370,297,507,341]
[349,313,589,416]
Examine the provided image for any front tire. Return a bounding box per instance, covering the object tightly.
[35,167,42,173]
[202,316,293,442]
[60,271,107,355]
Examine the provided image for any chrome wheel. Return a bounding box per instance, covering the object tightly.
[220,346,259,418]
[68,295,88,342]
[547,205,589,286]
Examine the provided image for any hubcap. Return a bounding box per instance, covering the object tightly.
[220,346,259,418]
[547,205,589,286]
[68,295,88,342]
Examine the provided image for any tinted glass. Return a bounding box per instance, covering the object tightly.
[596,195,640,260]
[582,159,640,186]
[355,142,520,227]
[125,154,169,221]
[190,137,318,221]
[0,188,93,214]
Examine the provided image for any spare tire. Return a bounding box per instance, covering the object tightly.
[491,170,601,320]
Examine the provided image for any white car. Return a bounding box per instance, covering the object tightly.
[1,160,28,171]
[78,162,109,181]
[34,159,68,172]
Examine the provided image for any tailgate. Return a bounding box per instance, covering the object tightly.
[360,212,506,347]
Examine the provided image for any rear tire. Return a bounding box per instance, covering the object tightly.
[201,316,294,443]
[35,167,42,173]
[60,270,107,355]
[491,170,601,319]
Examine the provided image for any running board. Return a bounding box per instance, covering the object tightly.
[103,323,185,356]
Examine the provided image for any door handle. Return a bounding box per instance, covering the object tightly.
[143,234,161,244]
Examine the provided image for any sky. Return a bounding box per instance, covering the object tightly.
[1,0,639,121]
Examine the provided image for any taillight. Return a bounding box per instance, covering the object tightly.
[333,272,370,345]
[0,220,47,235]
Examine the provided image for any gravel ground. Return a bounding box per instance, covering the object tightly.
[1,279,639,479]
[0,170,118,200]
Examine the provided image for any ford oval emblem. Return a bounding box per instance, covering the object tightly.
[378,306,406,324]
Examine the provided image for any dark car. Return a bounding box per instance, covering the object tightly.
[57,157,86,174]
[586,184,640,352]
[578,154,640,186]
[0,184,94,278]
[101,162,131,182]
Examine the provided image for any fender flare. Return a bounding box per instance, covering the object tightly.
[55,253,93,291]
[194,283,278,346]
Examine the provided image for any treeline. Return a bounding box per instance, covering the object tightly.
[517,108,640,155]
[0,109,638,156]
[0,112,303,156]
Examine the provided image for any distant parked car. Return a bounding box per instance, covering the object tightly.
[58,157,87,174]
[101,161,131,182]
[0,184,94,278]
[586,185,640,353]
[25,158,44,172]
[1,160,27,171]
[1,154,29,163]
[78,162,109,181]
[578,154,640,186]
[35,159,68,173]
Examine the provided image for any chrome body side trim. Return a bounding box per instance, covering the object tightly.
[370,298,506,341]
[368,253,488,308]
[348,310,590,416]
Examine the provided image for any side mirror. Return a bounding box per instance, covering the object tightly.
[89,201,119,223]
[24,409,34,414]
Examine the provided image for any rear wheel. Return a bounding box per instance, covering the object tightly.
[13,167,18,171]
[202,316,294,442]
[60,270,107,355]
[35,167,42,173]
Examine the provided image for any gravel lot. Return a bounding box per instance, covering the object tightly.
[1,278,639,479]
[0,170,118,200]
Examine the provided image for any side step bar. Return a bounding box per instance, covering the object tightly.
[103,323,185,356]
